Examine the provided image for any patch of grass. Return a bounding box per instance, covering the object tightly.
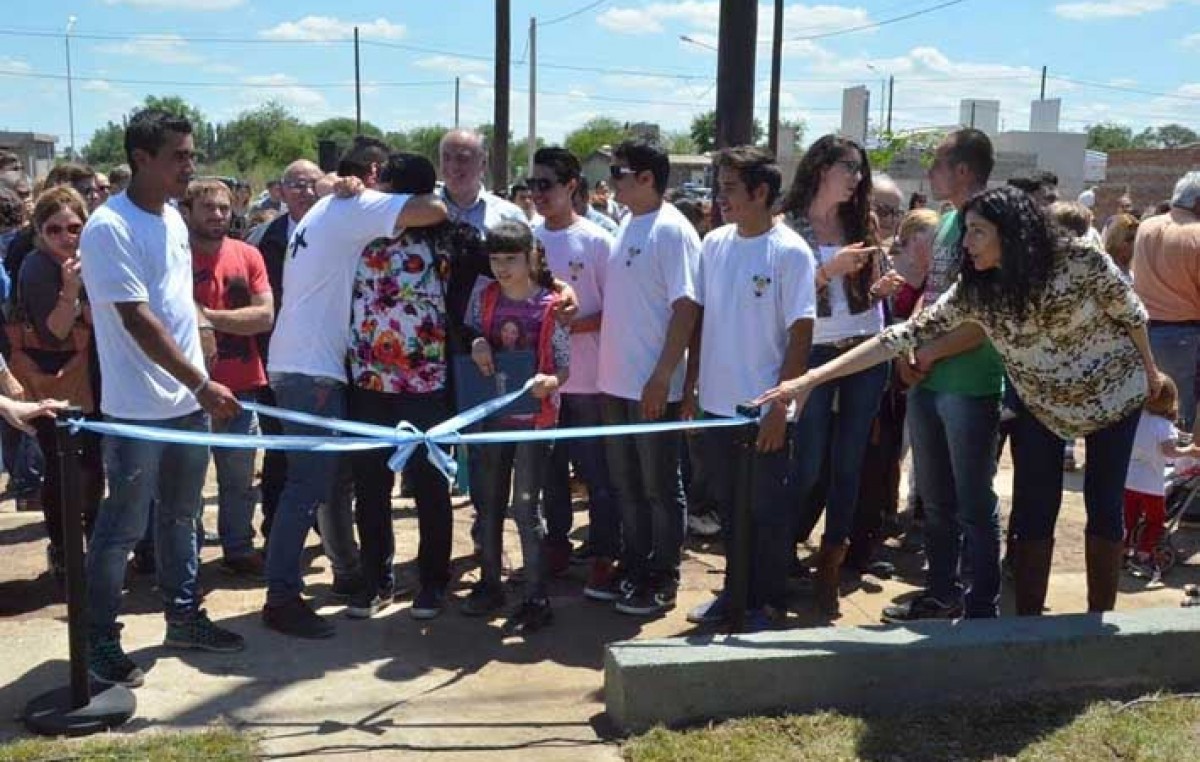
[0,728,258,762]
[623,692,1200,762]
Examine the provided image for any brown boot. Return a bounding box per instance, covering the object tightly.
[1010,538,1054,616]
[814,540,849,617]
[1085,535,1124,613]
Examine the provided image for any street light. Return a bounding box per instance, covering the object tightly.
[679,34,718,52]
[65,16,76,160]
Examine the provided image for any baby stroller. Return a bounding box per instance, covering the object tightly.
[1128,462,1200,579]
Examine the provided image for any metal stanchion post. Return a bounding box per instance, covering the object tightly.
[727,406,760,634]
[24,408,135,736]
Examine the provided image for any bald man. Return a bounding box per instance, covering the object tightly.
[254,158,323,537]
[438,129,526,232]
[872,173,904,245]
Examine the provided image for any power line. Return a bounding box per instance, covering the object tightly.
[1047,74,1200,103]
[786,0,970,42]
[540,0,610,28]
[0,68,451,90]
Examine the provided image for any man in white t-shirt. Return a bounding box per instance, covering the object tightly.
[81,109,245,688]
[263,138,447,639]
[684,147,816,629]
[528,147,619,591]
[594,139,701,616]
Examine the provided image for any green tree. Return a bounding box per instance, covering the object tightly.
[142,95,213,158]
[82,94,212,167]
[689,110,764,154]
[213,102,315,176]
[868,129,945,172]
[510,137,546,181]
[1153,123,1199,148]
[564,117,628,162]
[1086,122,1136,152]
[82,121,127,167]
[664,130,698,155]
[312,118,384,157]
[403,125,452,165]
[779,118,807,153]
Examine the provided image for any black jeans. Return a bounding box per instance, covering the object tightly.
[257,385,287,539]
[350,388,454,595]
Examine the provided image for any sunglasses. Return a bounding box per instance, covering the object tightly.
[282,180,317,191]
[609,165,637,180]
[44,223,83,236]
[524,177,558,193]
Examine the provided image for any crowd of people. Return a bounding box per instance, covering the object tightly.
[1,107,1198,691]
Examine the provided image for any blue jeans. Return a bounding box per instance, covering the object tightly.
[1149,323,1200,430]
[478,439,552,599]
[603,396,687,586]
[266,373,360,606]
[543,393,619,558]
[86,411,210,639]
[702,416,795,610]
[210,392,260,560]
[1009,399,1138,543]
[792,344,889,546]
[908,387,1002,618]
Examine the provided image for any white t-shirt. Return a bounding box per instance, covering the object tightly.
[697,223,816,417]
[267,190,410,382]
[1126,412,1177,496]
[536,217,613,395]
[597,203,701,403]
[80,194,204,421]
[812,244,885,345]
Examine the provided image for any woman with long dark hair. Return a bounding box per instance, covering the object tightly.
[758,186,1158,615]
[779,135,889,617]
[9,186,104,582]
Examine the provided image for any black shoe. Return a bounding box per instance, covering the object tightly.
[881,592,963,623]
[615,579,677,617]
[164,609,245,653]
[331,574,364,601]
[346,588,393,619]
[263,597,335,639]
[569,542,596,566]
[503,597,553,634]
[583,564,631,602]
[461,581,506,617]
[410,586,446,620]
[89,633,145,688]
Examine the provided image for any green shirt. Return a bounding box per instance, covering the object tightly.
[918,210,1004,397]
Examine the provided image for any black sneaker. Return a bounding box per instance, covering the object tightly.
[583,565,631,602]
[410,587,446,620]
[615,579,677,616]
[262,597,335,639]
[503,597,553,634]
[461,581,506,617]
[881,593,963,623]
[331,574,364,601]
[164,609,245,652]
[89,635,145,688]
[346,588,393,620]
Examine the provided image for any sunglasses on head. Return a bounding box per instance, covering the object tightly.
[44,223,83,236]
[609,165,637,179]
[524,177,558,192]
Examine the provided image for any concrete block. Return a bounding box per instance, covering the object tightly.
[604,607,1200,733]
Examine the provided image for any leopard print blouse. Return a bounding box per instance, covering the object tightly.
[879,241,1149,439]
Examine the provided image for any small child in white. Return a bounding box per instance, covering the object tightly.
[1123,374,1199,577]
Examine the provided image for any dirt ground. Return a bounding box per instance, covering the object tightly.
[1,443,1199,761]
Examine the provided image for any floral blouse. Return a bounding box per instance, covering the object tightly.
[879,241,1150,439]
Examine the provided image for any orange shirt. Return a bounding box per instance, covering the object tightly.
[1132,208,1200,322]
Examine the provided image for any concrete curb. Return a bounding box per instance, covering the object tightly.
[604,607,1200,732]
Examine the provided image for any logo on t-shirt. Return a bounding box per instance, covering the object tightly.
[625,246,642,267]
[752,274,773,297]
[289,228,308,259]
[568,259,584,281]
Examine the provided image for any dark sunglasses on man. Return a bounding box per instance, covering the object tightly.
[609,165,637,180]
[524,177,557,192]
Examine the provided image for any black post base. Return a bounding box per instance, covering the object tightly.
[23,683,136,737]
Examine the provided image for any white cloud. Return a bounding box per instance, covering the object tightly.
[103,0,245,9]
[598,2,870,40]
[1052,1,1171,20]
[96,34,204,65]
[413,55,490,75]
[81,79,115,92]
[259,16,406,42]
[1182,32,1200,48]
[239,74,328,112]
[0,56,32,75]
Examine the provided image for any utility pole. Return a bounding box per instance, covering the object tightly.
[714,0,757,150]
[886,75,894,134]
[1040,65,1047,101]
[493,0,511,192]
[767,0,783,154]
[65,16,76,159]
[354,27,362,133]
[454,77,460,128]
[528,17,537,178]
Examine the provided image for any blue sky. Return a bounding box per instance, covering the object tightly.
[0,0,1196,155]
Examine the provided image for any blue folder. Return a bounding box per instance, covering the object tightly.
[452,350,540,416]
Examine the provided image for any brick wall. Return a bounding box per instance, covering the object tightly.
[1093,147,1200,223]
